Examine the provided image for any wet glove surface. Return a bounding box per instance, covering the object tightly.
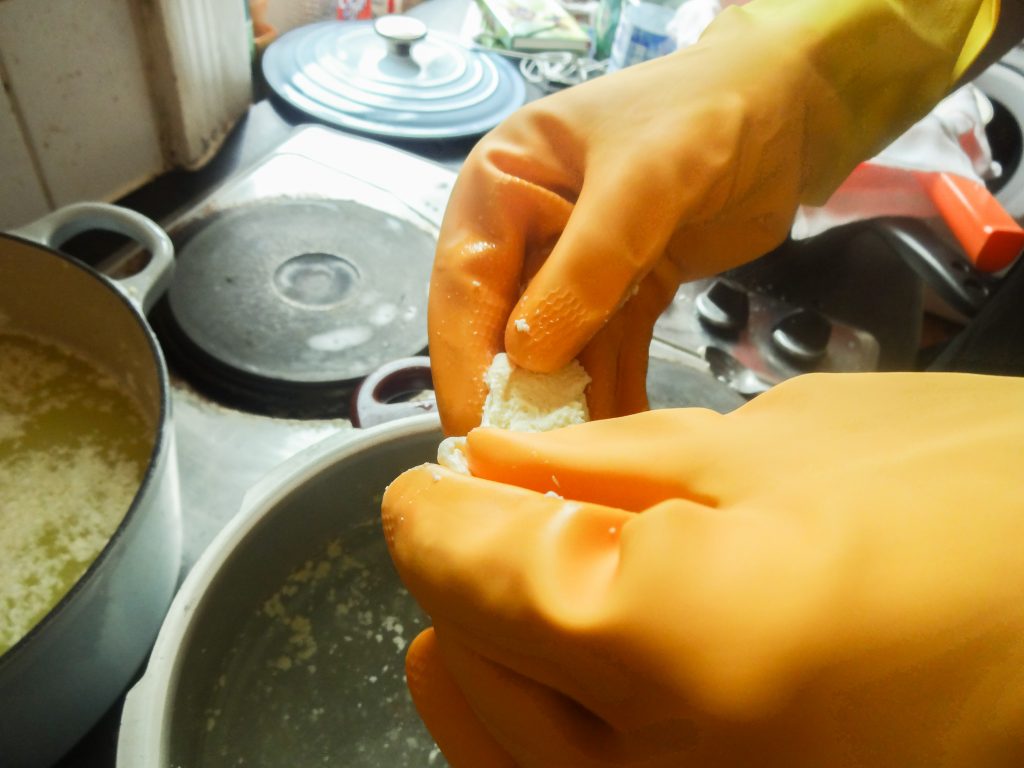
[384,372,1024,767]
[428,0,996,435]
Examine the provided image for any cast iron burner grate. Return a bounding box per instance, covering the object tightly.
[151,198,435,418]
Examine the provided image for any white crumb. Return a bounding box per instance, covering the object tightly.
[435,353,590,473]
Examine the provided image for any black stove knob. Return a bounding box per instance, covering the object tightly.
[771,309,831,364]
[696,280,749,332]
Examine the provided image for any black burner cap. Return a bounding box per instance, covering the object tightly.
[156,199,435,417]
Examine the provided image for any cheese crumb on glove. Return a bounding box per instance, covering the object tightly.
[437,353,590,473]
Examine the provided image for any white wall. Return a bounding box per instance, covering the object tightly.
[0,0,252,231]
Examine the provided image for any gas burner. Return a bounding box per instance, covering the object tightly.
[654,275,880,395]
[149,125,456,418]
[975,48,1024,221]
[154,199,434,417]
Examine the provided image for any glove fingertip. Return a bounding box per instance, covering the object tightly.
[406,629,516,768]
[503,286,601,374]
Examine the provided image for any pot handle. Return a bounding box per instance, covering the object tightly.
[351,356,437,428]
[9,201,174,313]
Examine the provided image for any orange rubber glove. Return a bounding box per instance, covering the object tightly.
[429,0,998,435]
[383,372,1024,767]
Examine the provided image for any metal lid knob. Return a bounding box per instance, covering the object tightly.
[373,15,427,58]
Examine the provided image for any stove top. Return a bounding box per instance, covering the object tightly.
[154,124,891,571]
[61,121,908,768]
[56,29,1024,768]
[155,125,456,569]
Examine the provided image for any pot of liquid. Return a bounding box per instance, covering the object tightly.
[116,354,744,767]
[0,203,182,768]
[117,414,445,768]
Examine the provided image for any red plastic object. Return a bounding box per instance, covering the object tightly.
[915,171,1024,273]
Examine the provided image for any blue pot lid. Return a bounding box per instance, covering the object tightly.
[262,17,526,140]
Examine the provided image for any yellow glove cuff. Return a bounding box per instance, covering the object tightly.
[729,0,1000,201]
[958,0,1000,81]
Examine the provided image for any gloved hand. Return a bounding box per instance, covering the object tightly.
[383,372,1024,767]
[429,0,997,435]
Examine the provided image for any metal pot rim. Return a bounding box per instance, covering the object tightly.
[117,413,440,765]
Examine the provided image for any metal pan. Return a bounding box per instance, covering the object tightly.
[118,346,745,767]
[0,203,182,768]
[118,414,444,767]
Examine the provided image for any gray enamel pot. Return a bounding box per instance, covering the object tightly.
[0,203,182,768]
[117,414,443,767]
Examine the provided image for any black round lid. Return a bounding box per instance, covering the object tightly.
[163,199,434,403]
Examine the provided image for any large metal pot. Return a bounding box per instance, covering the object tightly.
[117,415,443,767]
[0,203,182,767]
[115,306,747,767]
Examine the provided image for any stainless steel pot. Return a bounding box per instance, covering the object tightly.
[117,414,443,767]
[117,333,745,767]
[0,203,182,768]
